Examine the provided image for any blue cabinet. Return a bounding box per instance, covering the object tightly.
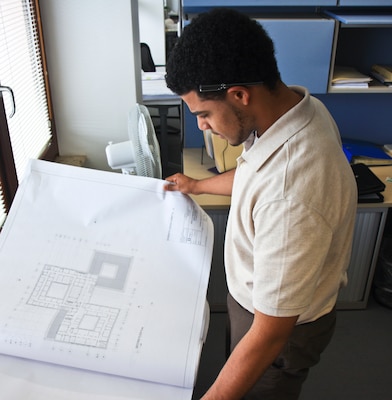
[183,17,335,147]
[258,18,334,94]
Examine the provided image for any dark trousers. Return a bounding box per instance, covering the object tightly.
[227,293,336,400]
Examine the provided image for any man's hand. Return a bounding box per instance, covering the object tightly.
[165,169,235,197]
[202,311,299,400]
[164,173,200,194]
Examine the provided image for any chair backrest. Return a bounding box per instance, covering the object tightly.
[140,43,156,72]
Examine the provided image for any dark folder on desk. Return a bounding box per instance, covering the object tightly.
[351,163,386,203]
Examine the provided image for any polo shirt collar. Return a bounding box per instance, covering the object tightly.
[239,86,314,171]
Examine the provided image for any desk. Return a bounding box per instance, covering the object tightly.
[142,74,181,177]
[184,148,392,310]
[183,147,231,210]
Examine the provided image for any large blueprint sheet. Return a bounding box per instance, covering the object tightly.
[0,160,213,400]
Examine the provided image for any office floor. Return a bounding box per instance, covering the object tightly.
[192,293,392,400]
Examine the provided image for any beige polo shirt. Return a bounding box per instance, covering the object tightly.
[225,86,357,324]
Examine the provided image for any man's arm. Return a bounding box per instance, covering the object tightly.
[202,310,299,400]
[164,168,235,196]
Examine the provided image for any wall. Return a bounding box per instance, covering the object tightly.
[185,92,392,148]
[39,0,141,170]
[139,0,165,65]
[316,93,392,144]
[167,0,180,15]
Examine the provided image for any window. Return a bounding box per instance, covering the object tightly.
[0,0,58,227]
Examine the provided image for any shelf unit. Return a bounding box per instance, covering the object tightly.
[181,1,392,310]
[182,2,392,146]
[327,11,392,93]
[182,3,392,95]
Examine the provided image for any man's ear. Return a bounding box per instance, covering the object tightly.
[226,86,250,106]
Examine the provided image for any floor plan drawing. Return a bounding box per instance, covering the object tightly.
[0,159,214,398]
[27,251,132,349]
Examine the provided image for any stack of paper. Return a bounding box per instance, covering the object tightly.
[384,144,392,157]
[371,64,392,86]
[332,66,372,89]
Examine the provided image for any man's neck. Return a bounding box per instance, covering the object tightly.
[255,83,303,136]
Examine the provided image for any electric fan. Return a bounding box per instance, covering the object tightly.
[105,103,162,179]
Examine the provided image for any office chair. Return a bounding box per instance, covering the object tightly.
[140,43,156,72]
[140,42,181,136]
[202,129,243,173]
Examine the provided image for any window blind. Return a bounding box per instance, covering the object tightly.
[0,184,6,227]
[0,0,54,226]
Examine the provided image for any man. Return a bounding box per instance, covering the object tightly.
[164,8,357,400]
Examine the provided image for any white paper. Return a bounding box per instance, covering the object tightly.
[0,160,214,399]
[142,78,178,98]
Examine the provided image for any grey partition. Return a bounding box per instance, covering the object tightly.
[338,207,388,309]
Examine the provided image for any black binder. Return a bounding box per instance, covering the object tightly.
[351,163,386,203]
